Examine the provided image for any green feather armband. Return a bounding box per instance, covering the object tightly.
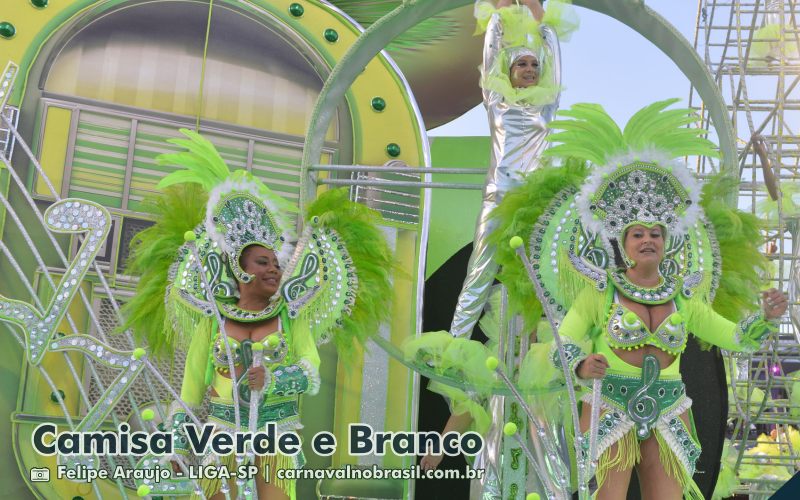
[735,312,778,353]
[268,359,320,397]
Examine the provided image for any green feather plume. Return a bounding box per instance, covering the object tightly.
[546,99,719,164]
[701,175,769,324]
[121,184,208,356]
[306,188,394,361]
[545,105,623,165]
[157,129,231,191]
[488,157,590,329]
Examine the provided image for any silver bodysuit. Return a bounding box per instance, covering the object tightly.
[451,13,562,338]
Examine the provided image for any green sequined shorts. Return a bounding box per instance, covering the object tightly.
[580,372,701,477]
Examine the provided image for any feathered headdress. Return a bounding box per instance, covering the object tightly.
[545,99,718,260]
[490,99,766,328]
[156,130,297,282]
[124,130,394,359]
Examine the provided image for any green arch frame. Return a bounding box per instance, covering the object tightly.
[302,0,735,199]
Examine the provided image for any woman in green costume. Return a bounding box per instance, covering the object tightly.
[124,130,392,499]
[510,99,790,499]
[410,99,791,499]
[561,223,785,499]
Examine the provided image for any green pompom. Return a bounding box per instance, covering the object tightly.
[136,485,151,497]
[503,422,518,436]
[183,230,196,242]
[526,494,541,500]
[266,335,280,348]
[669,313,683,326]
[133,348,146,360]
[251,342,264,352]
[509,236,524,249]
[485,356,499,371]
[623,311,639,325]
[141,409,155,421]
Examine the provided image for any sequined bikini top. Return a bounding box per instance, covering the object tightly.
[211,325,288,371]
[605,294,687,355]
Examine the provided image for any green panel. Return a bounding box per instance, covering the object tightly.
[425,136,490,279]
[251,141,303,203]
[69,111,130,208]
[127,123,184,212]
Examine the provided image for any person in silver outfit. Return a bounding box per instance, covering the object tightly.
[451,0,562,338]
[420,2,573,497]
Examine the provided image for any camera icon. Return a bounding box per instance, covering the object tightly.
[30,468,50,482]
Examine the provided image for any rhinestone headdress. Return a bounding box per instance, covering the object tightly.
[205,172,296,283]
[578,158,701,243]
[155,129,297,284]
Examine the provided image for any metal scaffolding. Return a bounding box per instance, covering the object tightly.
[692,1,800,496]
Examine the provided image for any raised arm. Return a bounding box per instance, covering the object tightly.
[541,24,562,102]
[518,0,545,21]
[482,8,505,102]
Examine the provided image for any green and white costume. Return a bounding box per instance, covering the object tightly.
[552,281,775,497]
[124,130,392,499]
[514,99,778,498]
[408,99,778,498]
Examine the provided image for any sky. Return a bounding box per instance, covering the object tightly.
[429,1,700,136]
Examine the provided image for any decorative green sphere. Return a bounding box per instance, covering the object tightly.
[386,143,401,157]
[141,409,155,421]
[526,494,541,500]
[623,311,639,325]
[669,313,683,326]
[31,0,49,8]
[252,341,265,352]
[503,422,518,436]
[485,357,499,371]
[289,3,304,17]
[183,230,196,242]
[0,22,16,39]
[371,97,386,112]
[137,485,151,497]
[509,236,524,249]
[267,335,281,348]
[324,28,339,43]
[50,390,65,403]
[133,347,147,360]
